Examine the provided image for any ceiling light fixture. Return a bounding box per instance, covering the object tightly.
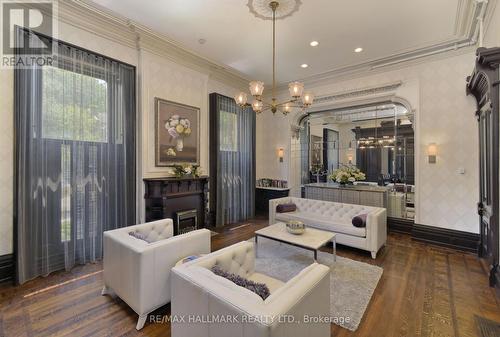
[301,63,308,68]
[234,1,314,115]
[354,47,363,53]
[310,40,319,47]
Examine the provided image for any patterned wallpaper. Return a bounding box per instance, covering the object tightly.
[257,52,480,233]
[138,50,210,222]
[0,69,14,255]
[140,50,209,178]
[417,56,478,231]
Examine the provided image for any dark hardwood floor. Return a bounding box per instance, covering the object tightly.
[1,219,499,337]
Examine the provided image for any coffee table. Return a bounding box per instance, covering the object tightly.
[254,222,336,262]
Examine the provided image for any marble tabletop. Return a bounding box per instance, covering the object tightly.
[255,222,335,250]
[305,182,390,193]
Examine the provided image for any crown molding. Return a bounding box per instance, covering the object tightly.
[129,23,248,88]
[305,81,407,116]
[455,0,481,38]
[57,1,137,49]
[275,0,495,92]
[56,0,495,93]
[289,81,407,137]
[57,0,249,89]
[313,81,403,106]
[277,43,477,93]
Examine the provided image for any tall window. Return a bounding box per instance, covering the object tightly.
[15,29,136,284]
[210,94,255,226]
[42,66,108,142]
[220,110,238,152]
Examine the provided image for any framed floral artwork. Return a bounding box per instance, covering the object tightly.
[155,98,200,166]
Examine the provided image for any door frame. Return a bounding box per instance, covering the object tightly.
[466,47,500,288]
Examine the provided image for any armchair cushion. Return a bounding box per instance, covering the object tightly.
[131,219,173,243]
[248,272,285,293]
[128,230,153,243]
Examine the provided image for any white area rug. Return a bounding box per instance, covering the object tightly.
[251,237,383,331]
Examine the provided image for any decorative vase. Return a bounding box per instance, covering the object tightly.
[286,220,305,235]
[176,138,184,152]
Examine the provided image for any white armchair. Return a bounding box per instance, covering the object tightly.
[101,219,211,330]
[171,241,331,337]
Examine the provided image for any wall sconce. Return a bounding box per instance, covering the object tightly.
[427,143,437,163]
[277,148,284,162]
[348,154,353,164]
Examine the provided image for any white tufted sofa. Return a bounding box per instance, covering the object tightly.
[269,197,387,259]
[171,241,331,337]
[102,219,211,330]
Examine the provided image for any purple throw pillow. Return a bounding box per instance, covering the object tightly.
[211,265,270,300]
[276,203,297,213]
[352,214,368,228]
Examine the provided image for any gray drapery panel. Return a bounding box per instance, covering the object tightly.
[15,29,136,284]
[216,95,255,226]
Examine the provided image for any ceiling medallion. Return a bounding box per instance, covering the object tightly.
[235,1,314,115]
[247,0,302,20]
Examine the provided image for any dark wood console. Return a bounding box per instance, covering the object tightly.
[255,187,290,216]
[144,176,209,233]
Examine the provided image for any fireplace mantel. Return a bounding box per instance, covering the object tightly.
[144,176,209,233]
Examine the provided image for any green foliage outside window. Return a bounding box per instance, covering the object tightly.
[42,66,108,142]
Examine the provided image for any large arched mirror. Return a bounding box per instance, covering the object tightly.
[298,102,415,221]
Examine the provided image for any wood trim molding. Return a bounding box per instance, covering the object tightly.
[388,217,414,234]
[494,266,500,294]
[0,254,14,284]
[411,224,480,253]
[387,220,480,253]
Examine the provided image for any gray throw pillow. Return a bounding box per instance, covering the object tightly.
[211,265,270,300]
[129,231,153,243]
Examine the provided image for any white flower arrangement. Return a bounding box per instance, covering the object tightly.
[173,164,201,178]
[164,115,192,139]
[328,165,366,184]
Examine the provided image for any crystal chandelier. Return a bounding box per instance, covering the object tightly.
[234,1,314,115]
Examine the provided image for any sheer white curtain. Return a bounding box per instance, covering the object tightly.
[15,30,136,284]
